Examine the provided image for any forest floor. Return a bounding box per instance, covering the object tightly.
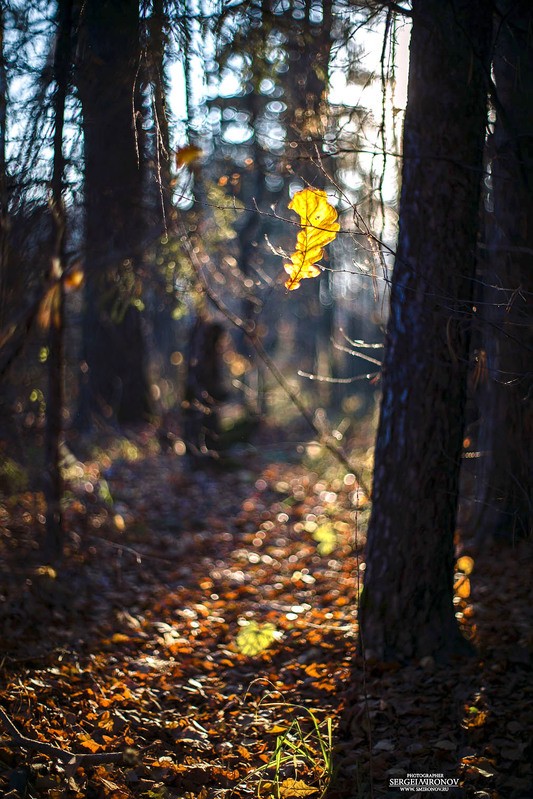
[0,420,531,799]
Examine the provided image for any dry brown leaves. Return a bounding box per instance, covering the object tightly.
[0,426,531,799]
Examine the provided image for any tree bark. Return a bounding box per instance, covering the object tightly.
[288,0,334,382]
[148,0,174,230]
[43,0,74,561]
[473,0,533,541]
[77,0,151,429]
[0,0,8,298]
[359,0,491,661]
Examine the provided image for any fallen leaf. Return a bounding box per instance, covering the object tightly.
[465,759,497,778]
[111,633,131,644]
[434,740,456,751]
[373,739,395,752]
[235,621,280,656]
[312,523,337,556]
[78,734,102,753]
[279,778,319,797]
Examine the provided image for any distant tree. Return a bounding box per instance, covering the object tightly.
[0,1,6,195]
[0,0,12,310]
[183,318,226,457]
[144,0,174,230]
[0,2,65,431]
[0,0,8,292]
[359,0,492,660]
[286,0,335,382]
[473,0,533,540]
[76,0,151,428]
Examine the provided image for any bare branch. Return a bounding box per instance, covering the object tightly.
[298,370,378,385]
[176,217,373,500]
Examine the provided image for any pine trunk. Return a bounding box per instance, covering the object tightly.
[0,1,8,283]
[359,0,491,661]
[474,0,533,540]
[77,0,151,429]
[43,0,73,561]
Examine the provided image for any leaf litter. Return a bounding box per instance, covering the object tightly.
[0,423,531,798]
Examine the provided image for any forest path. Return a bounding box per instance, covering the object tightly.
[0,428,531,798]
[0,429,362,798]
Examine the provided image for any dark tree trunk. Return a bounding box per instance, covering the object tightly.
[0,2,9,431]
[183,319,226,457]
[235,66,267,415]
[143,0,180,387]
[43,0,73,561]
[0,0,8,286]
[77,0,151,429]
[473,0,533,540]
[148,0,174,229]
[359,0,491,661]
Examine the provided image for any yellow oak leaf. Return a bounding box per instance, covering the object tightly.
[284,187,339,290]
[279,778,319,797]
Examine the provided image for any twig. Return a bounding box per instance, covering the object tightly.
[177,222,372,500]
[332,341,383,367]
[0,707,124,765]
[298,370,378,385]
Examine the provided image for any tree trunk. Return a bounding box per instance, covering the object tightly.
[473,0,533,541]
[77,0,151,429]
[148,0,174,230]
[359,0,491,661]
[289,0,334,384]
[183,319,226,457]
[0,0,8,298]
[43,0,73,561]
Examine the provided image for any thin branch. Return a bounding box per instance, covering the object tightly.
[177,219,372,500]
[339,330,384,349]
[333,341,383,367]
[298,370,378,385]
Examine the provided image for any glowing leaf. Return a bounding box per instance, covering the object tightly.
[284,188,339,290]
[312,523,337,556]
[454,575,471,599]
[235,621,280,656]
[63,268,84,292]
[465,709,488,728]
[175,145,203,168]
[456,555,474,575]
[266,724,289,734]
[279,779,319,797]
[111,633,130,644]
[35,565,57,579]
[114,513,126,531]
